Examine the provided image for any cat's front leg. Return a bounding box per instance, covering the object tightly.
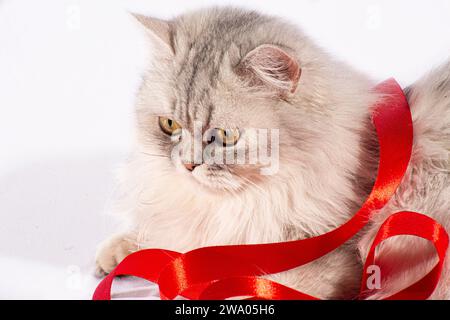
[95,232,137,277]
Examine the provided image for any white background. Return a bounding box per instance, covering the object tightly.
[0,0,449,299]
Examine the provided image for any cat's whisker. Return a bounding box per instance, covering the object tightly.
[239,175,267,198]
[141,152,170,158]
[217,168,246,196]
[142,111,173,117]
[205,168,241,196]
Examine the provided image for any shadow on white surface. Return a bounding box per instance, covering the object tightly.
[0,154,126,299]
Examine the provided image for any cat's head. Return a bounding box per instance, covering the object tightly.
[132,7,371,194]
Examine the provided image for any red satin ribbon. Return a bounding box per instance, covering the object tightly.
[93,79,448,300]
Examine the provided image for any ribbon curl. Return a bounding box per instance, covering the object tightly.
[93,79,448,300]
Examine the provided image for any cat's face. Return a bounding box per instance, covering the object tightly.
[133,11,315,193]
[137,46,298,192]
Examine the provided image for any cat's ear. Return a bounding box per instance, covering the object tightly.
[131,13,174,56]
[239,44,301,95]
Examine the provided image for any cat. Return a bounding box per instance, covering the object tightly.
[95,7,450,299]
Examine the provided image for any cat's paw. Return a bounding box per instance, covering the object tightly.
[95,233,136,277]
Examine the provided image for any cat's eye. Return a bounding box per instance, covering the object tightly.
[214,128,240,147]
[159,117,182,135]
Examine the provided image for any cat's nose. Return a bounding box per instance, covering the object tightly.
[183,163,199,172]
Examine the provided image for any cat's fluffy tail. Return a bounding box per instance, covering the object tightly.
[406,59,450,162]
[358,60,450,300]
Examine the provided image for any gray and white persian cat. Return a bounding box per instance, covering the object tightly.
[96,7,450,299]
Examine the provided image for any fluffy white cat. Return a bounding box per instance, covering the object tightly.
[96,7,450,299]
